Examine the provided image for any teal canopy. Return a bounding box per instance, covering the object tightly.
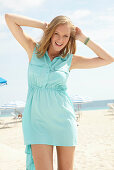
[0,77,7,86]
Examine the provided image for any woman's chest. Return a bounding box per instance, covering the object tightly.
[28,61,70,85]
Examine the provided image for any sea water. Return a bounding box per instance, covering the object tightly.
[73,99,114,111]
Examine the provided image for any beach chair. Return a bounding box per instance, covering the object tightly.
[0,119,10,128]
[11,110,22,120]
[107,103,114,114]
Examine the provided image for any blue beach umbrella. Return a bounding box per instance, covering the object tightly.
[0,77,7,87]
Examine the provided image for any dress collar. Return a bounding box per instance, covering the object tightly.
[45,51,68,63]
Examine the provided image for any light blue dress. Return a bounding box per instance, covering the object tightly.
[22,43,78,169]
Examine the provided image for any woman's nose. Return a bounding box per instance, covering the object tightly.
[57,36,63,43]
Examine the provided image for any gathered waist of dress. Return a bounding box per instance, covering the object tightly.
[28,84,67,92]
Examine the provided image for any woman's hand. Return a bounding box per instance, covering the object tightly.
[75,27,87,43]
[42,22,48,32]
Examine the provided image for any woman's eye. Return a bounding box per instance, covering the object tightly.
[55,32,58,35]
[64,35,68,37]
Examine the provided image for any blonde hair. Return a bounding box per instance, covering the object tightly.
[36,15,76,58]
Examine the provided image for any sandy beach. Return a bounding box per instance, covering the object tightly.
[0,109,114,170]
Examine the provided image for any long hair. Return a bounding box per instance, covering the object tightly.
[36,15,76,58]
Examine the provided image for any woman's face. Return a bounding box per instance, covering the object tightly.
[50,23,71,52]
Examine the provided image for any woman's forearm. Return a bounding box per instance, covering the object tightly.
[79,34,114,62]
[5,13,45,30]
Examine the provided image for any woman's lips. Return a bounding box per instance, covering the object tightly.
[55,42,63,46]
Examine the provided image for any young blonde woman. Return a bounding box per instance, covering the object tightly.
[5,14,114,170]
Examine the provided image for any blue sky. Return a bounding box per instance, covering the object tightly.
[0,0,114,105]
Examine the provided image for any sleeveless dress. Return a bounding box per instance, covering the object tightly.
[22,43,78,169]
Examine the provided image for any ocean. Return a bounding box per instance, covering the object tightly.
[73,99,114,111]
[0,99,114,117]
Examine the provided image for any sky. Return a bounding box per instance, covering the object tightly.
[0,0,114,105]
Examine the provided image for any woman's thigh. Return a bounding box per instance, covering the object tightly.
[31,144,54,170]
[56,145,76,170]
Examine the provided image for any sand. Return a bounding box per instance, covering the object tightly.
[0,109,114,170]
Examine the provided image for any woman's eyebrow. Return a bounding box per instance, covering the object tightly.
[55,31,69,36]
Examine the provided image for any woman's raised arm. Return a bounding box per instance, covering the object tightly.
[5,13,47,61]
[70,27,114,70]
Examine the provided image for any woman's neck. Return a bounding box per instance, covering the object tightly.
[48,45,60,58]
